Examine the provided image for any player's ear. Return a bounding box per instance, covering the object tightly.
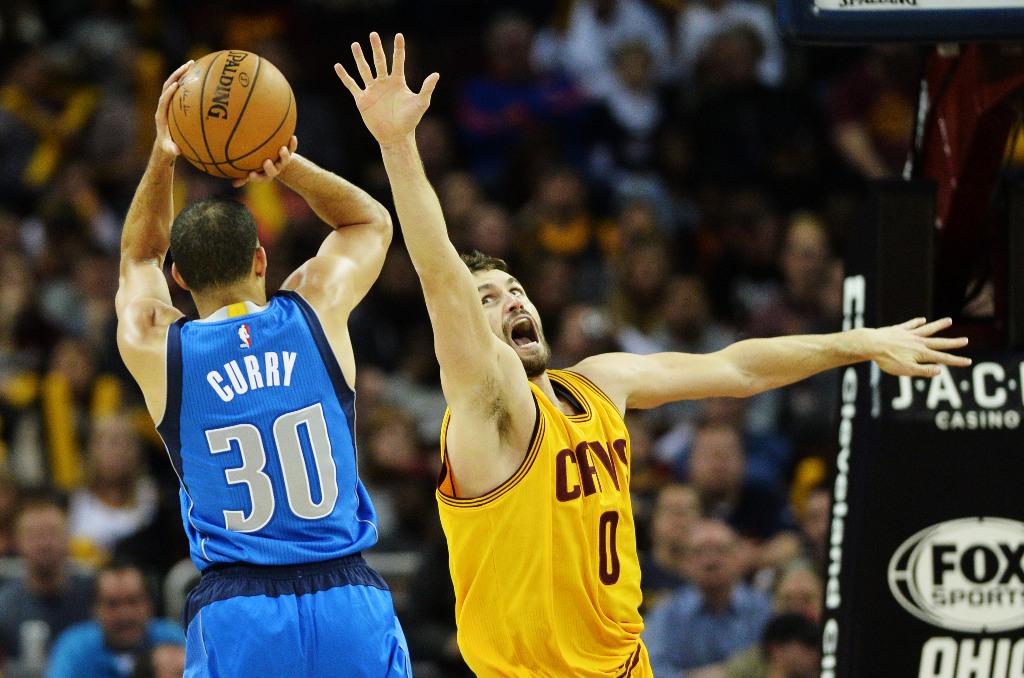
[171,263,190,291]
[253,246,267,279]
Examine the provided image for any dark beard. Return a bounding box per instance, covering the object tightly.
[521,339,552,378]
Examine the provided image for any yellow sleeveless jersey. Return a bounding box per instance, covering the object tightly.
[436,369,653,678]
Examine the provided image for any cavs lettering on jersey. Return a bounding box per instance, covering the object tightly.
[437,369,654,678]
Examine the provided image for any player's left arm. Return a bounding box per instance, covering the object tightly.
[115,61,193,320]
[574,317,972,412]
[276,153,393,317]
[116,62,192,421]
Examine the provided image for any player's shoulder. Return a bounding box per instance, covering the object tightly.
[568,352,636,381]
[280,256,356,314]
[566,353,637,413]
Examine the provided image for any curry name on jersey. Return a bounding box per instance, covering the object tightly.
[157,291,378,570]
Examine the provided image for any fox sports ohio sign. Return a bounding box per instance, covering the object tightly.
[888,517,1024,633]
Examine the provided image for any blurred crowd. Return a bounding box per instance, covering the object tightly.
[0,0,927,676]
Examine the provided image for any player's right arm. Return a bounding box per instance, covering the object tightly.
[116,62,191,423]
[267,149,393,386]
[337,33,536,496]
[272,150,392,320]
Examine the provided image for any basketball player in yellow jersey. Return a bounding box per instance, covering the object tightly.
[337,33,973,677]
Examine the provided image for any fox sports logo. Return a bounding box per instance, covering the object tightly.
[888,517,1024,632]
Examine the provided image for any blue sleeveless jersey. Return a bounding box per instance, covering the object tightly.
[157,291,378,570]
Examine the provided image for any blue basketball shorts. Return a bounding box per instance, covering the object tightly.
[182,553,411,677]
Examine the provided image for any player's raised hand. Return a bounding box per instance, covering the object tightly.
[869,317,972,377]
[335,32,439,148]
[155,60,193,158]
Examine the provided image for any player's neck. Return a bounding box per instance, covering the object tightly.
[535,373,584,416]
[194,282,268,319]
[532,373,561,411]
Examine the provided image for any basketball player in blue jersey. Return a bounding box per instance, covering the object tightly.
[115,63,411,676]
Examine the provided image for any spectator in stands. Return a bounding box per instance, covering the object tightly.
[0,495,93,675]
[550,304,618,369]
[607,232,673,337]
[828,44,921,179]
[517,165,612,264]
[375,323,449,446]
[684,421,801,575]
[462,202,518,274]
[773,562,823,624]
[618,274,735,357]
[0,471,19,556]
[359,404,436,552]
[533,0,672,99]
[747,613,820,678]
[456,11,590,201]
[586,41,671,195]
[747,213,839,339]
[0,47,100,210]
[712,561,824,678]
[671,0,785,88]
[38,337,124,492]
[688,27,829,213]
[703,187,784,327]
[403,533,472,678]
[643,519,774,677]
[746,212,843,463]
[68,414,159,567]
[639,483,700,612]
[624,411,671,536]
[797,484,831,570]
[131,642,185,678]
[47,560,184,678]
[0,251,56,377]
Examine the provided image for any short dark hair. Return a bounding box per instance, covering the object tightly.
[761,613,820,651]
[95,557,154,603]
[461,250,509,274]
[170,198,258,292]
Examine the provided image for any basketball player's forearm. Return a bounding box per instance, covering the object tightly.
[120,145,176,271]
[378,136,463,274]
[718,329,872,394]
[276,153,388,231]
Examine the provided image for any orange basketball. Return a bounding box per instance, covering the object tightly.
[169,50,296,179]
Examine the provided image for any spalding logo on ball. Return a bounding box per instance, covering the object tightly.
[170,50,296,179]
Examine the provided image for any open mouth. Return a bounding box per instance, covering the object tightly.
[509,315,539,348]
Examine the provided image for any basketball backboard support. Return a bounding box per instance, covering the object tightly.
[776,0,1024,44]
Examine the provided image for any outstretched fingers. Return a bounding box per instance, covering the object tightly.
[351,41,374,87]
[419,72,440,101]
[334,63,361,96]
[392,33,406,78]
[899,317,927,330]
[369,32,388,78]
[924,336,969,351]
[923,349,972,367]
[912,316,954,336]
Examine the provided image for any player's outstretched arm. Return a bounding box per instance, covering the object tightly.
[337,33,536,495]
[275,149,393,316]
[576,317,972,412]
[336,34,528,398]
